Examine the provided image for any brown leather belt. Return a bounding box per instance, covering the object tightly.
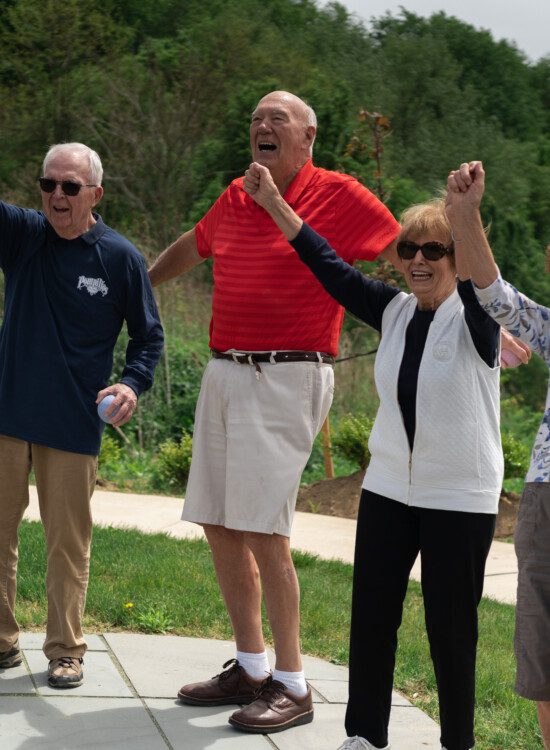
[211,349,335,365]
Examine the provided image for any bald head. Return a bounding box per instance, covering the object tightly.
[255,91,317,134]
[250,91,317,192]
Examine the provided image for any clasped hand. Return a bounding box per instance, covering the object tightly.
[445,160,485,218]
[243,162,281,208]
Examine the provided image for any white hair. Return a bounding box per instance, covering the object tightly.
[304,102,317,155]
[42,142,103,185]
[304,103,317,129]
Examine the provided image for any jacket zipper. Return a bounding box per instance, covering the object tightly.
[397,399,413,505]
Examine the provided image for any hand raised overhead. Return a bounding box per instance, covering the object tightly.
[445,161,485,220]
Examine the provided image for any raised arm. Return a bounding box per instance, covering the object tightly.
[148,227,205,287]
[243,162,399,331]
[445,162,499,289]
[446,162,533,365]
[0,200,38,272]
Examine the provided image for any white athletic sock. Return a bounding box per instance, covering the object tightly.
[272,668,308,697]
[236,650,271,681]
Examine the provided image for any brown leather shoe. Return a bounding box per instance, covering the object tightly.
[228,676,314,733]
[48,657,84,688]
[177,658,265,706]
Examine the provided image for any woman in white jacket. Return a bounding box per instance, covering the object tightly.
[243,161,503,750]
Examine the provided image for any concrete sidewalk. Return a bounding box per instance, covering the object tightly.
[6,486,518,749]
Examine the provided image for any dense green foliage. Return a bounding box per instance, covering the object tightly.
[1,0,549,483]
[2,1,548,278]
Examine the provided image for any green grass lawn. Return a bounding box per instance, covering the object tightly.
[15,520,541,749]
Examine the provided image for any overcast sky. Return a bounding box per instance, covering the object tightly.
[321,1,549,62]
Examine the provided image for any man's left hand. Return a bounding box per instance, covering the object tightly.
[500,329,531,368]
[96,383,138,427]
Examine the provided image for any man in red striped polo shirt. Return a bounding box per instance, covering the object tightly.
[148,90,400,734]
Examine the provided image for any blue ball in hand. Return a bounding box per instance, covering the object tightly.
[97,394,121,424]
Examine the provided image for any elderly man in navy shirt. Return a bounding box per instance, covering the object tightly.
[0,142,163,687]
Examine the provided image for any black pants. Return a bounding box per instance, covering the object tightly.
[345,490,495,750]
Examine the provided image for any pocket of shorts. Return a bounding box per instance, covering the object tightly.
[515,485,539,559]
[309,365,334,436]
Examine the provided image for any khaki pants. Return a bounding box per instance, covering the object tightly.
[0,435,97,660]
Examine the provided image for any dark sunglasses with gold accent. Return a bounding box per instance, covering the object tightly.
[396,240,454,261]
[38,178,97,197]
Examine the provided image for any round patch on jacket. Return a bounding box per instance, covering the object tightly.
[432,340,454,361]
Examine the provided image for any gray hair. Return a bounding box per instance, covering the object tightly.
[42,143,103,185]
[304,103,317,129]
[302,101,317,154]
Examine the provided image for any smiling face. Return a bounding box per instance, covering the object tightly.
[401,232,457,310]
[41,148,103,239]
[250,91,316,193]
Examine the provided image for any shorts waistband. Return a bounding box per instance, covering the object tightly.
[211,349,335,365]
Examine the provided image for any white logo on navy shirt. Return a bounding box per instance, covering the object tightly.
[77,276,108,296]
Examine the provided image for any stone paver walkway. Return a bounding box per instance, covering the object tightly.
[1,633,441,749]
[10,485,520,748]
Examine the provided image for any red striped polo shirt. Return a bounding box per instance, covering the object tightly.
[195,159,400,355]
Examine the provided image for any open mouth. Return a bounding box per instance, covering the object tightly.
[53,207,69,213]
[411,270,432,281]
[258,142,277,152]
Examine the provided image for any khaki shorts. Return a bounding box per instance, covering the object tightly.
[514,482,550,700]
[183,357,334,536]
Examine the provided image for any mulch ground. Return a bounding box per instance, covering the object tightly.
[296,470,520,539]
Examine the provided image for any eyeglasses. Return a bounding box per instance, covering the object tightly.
[38,178,97,196]
[397,240,454,261]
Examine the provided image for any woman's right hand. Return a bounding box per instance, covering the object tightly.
[243,162,281,210]
[243,162,303,240]
[445,161,485,220]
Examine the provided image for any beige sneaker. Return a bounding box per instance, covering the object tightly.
[48,657,84,688]
[0,642,22,669]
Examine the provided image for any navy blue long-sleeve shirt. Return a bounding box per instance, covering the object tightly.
[0,201,164,455]
[290,222,499,451]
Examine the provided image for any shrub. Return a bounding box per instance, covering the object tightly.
[501,431,530,480]
[154,429,193,494]
[332,413,374,469]
[108,332,210,449]
[98,432,123,476]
